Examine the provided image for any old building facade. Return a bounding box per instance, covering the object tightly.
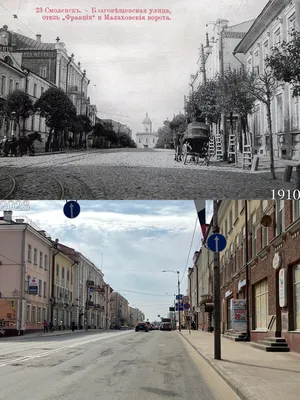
[234,0,300,159]
[136,113,158,148]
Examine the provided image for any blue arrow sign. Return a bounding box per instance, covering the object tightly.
[63,201,81,219]
[176,294,183,300]
[90,288,93,293]
[207,233,227,253]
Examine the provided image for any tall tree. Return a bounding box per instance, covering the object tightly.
[34,87,76,151]
[156,122,173,148]
[245,69,277,179]
[3,90,34,136]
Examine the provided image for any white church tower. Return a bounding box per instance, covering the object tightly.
[142,113,152,133]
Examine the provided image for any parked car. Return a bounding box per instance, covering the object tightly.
[135,322,149,332]
[160,322,172,331]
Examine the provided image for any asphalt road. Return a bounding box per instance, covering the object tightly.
[0,330,239,400]
[0,149,293,199]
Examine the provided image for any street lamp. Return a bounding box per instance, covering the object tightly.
[162,270,181,331]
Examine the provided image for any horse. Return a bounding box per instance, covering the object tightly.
[1,136,18,157]
[26,131,42,156]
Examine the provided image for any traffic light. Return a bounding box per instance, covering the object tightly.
[10,300,14,308]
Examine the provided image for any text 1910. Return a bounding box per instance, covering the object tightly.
[271,190,300,200]
[0,201,30,211]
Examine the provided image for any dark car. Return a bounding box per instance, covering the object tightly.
[160,322,172,331]
[135,322,149,332]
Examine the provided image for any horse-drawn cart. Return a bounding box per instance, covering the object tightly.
[174,121,210,165]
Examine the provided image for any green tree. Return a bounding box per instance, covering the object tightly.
[3,90,34,136]
[266,29,300,97]
[77,114,93,148]
[245,69,277,179]
[34,87,76,151]
[119,133,136,148]
[156,121,173,148]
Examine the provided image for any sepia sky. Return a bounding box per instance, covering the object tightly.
[0,0,267,138]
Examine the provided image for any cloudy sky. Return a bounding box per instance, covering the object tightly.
[1,0,267,138]
[7,200,213,321]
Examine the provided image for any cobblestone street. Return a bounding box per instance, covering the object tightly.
[0,149,295,199]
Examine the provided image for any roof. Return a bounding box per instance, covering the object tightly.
[234,0,290,54]
[142,113,152,124]
[136,132,158,136]
[14,32,56,51]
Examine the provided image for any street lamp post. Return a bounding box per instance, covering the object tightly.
[162,270,181,331]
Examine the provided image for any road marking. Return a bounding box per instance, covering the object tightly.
[0,331,134,367]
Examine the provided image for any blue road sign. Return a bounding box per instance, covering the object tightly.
[183,303,190,310]
[90,288,93,293]
[207,233,227,253]
[176,306,184,311]
[63,201,81,219]
[176,294,183,300]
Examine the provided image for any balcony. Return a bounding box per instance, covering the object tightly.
[94,305,104,311]
[86,280,94,287]
[95,285,105,293]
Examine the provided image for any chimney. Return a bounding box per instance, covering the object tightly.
[36,34,41,42]
[3,211,12,222]
[16,219,24,223]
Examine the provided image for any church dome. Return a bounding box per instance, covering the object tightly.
[142,112,151,124]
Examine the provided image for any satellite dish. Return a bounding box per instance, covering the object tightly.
[260,215,273,227]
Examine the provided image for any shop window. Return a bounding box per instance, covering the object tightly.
[26,304,30,322]
[294,265,300,330]
[254,279,268,329]
[32,306,37,323]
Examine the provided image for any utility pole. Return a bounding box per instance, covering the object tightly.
[245,200,250,341]
[177,271,181,331]
[173,295,176,330]
[213,200,221,360]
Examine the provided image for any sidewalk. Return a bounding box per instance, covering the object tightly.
[179,330,300,400]
[0,328,110,340]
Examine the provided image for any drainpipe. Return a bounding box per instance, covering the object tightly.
[17,225,27,335]
[50,243,59,324]
[195,263,199,329]
[80,70,86,116]
[66,53,74,96]
[244,200,250,341]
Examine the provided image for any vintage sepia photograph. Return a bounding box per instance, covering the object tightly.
[1,0,300,199]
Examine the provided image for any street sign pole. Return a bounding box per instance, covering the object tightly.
[177,272,181,331]
[213,200,221,360]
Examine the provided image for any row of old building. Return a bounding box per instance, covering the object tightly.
[188,0,300,160]
[0,211,145,335]
[0,24,132,150]
[185,199,300,353]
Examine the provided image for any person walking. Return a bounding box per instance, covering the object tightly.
[43,319,48,333]
[49,321,53,332]
[71,320,76,332]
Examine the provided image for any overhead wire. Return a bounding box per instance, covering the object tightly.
[180,216,198,287]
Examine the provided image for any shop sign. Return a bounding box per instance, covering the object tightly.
[238,280,246,292]
[273,252,282,270]
[279,268,287,308]
[225,290,232,298]
[28,277,39,295]
[232,299,247,331]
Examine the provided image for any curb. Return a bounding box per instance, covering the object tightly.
[179,332,257,400]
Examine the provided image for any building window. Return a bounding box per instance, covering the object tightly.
[261,225,268,248]
[254,279,268,329]
[32,306,37,323]
[229,209,233,230]
[253,106,261,136]
[67,269,70,281]
[276,199,285,236]
[40,67,47,78]
[44,281,47,298]
[276,94,283,133]
[38,306,42,323]
[291,95,299,130]
[44,254,48,269]
[28,245,32,262]
[292,200,300,221]
[33,83,37,97]
[56,263,59,277]
[15,81,19,90]
[288,13,296,40]
[9,78,13,94]
[294,265,300,330]
[262,40,269,69]
[38,280,42,296]
[62,267,65,279]
[26,305,31,322]
[1,75,6,95]
[39,251,43,267]
[33,248,37,264]
[274,28,282,45]
[42,307,46,322]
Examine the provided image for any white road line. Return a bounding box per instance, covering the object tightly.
[0,331,134,367]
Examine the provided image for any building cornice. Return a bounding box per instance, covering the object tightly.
[0,223,52,246]
[234,0,291,54]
